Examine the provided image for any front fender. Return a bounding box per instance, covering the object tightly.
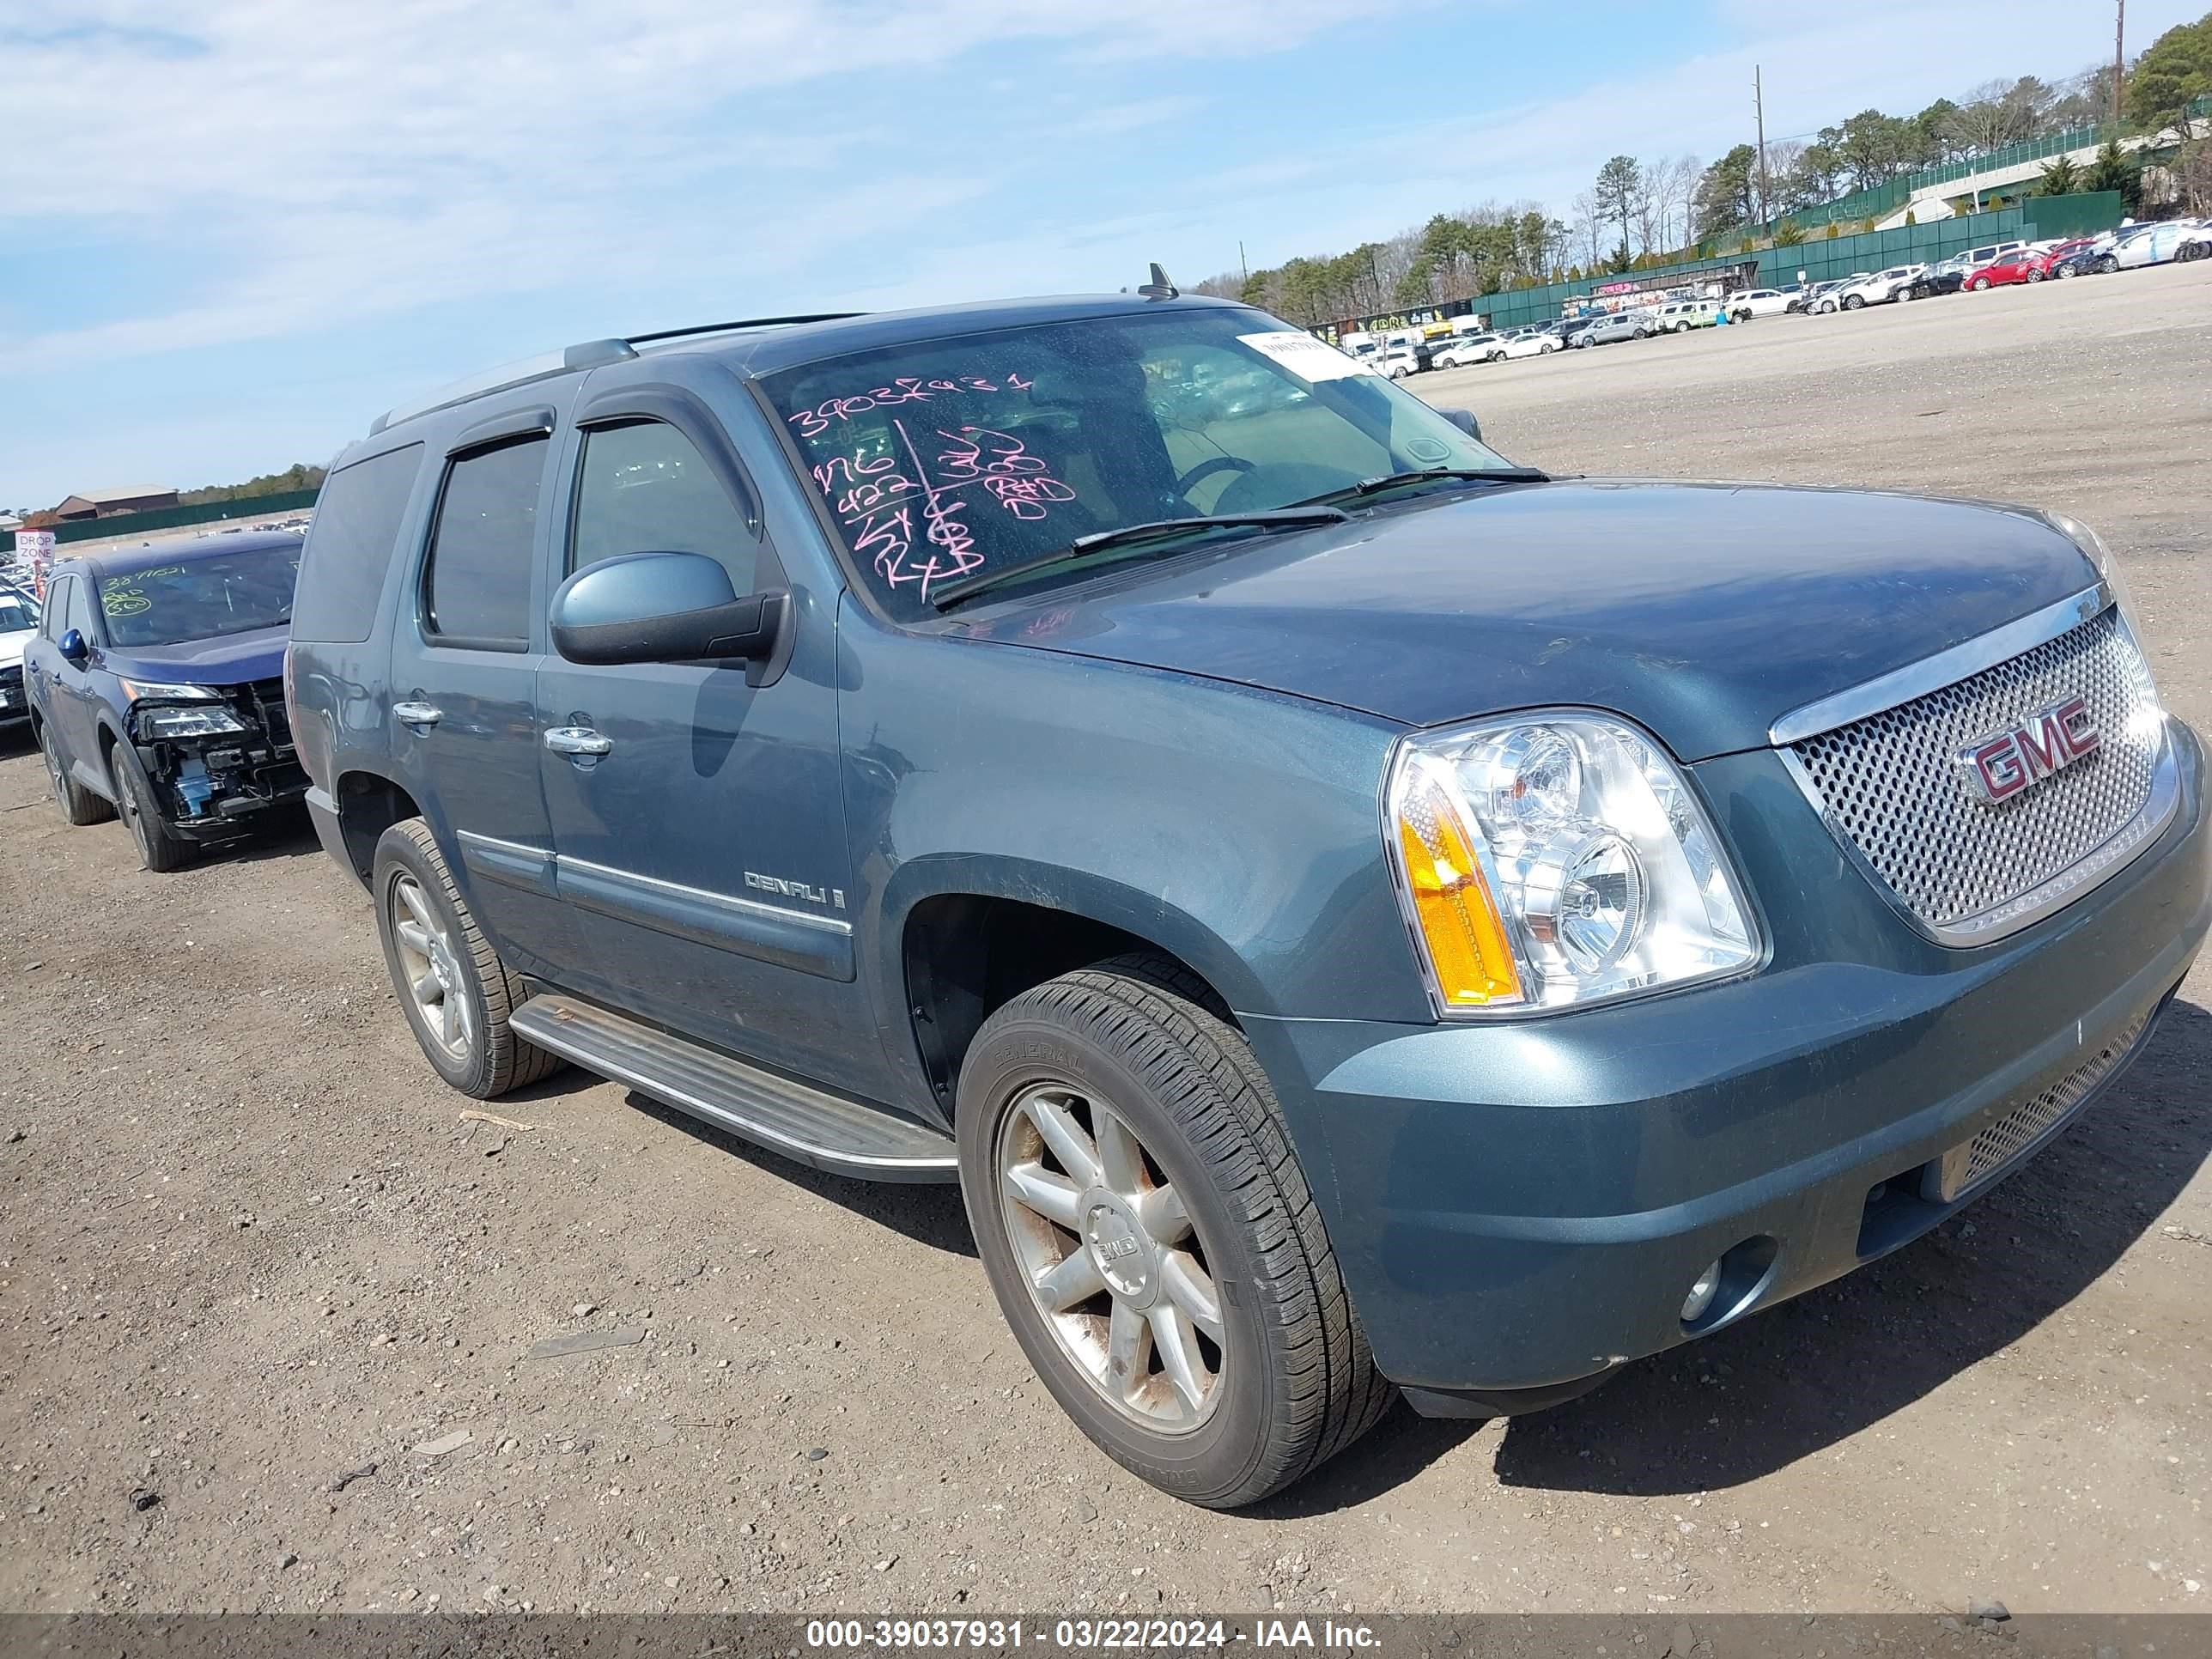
[838,602,1435,1086]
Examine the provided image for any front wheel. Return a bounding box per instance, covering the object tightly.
[1843,294,1864,310]
[109,738,193,872]
[2057,262,2078,277]
[957,956,1391,1509]
[1967,276,1989,290]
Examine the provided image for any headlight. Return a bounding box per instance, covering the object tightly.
[136,705,246,738]
[1386,713,1759,1014]
[118,678,222,703]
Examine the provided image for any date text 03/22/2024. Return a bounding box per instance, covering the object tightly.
[802,1618,1383,1651]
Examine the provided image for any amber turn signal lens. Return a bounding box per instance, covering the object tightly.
[1395,770,1522,1006]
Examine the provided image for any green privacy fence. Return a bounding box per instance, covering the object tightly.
[1453,196,2124,334]
[5,487,319,554]
[1751,94,2209,237]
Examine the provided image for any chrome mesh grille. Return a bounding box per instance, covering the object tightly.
[1932,1008,2151,1200]
[1790,610,2159,932]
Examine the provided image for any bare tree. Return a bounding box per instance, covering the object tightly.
[1570,190,1605,270]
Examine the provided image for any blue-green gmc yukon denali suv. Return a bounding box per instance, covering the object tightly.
[283,291,2209,1507]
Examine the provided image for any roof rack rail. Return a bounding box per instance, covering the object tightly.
[627,313,866,345]
[368,313,866,436]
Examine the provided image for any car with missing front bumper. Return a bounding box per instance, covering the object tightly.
[22,532,307,870]
[287,292,2208,1508]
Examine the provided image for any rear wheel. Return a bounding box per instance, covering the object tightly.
[108,738,192,872]
[2027,266,2045,283]
[372,819,562,1098]
[38,723,112,827]
[2098,256,2118,274]
[957,955,1391,1509]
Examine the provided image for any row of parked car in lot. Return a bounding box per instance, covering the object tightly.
[1388,216,2212,370]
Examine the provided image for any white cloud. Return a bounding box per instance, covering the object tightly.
[0,0,1429,372]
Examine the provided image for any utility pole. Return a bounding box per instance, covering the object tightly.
[1239,240,1249,284]
[2112,0,2125,126]
[1753,64,1772,225]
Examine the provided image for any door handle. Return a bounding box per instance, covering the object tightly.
[544,726,612,757]
[393,700,443,726]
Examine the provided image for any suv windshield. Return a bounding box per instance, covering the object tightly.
[761,307,1515,616]
[96,544,300,647]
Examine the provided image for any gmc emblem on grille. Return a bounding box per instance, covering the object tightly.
[1955,696,2100,805]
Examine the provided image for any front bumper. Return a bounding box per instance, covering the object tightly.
[137,738,308,839]
[1243,720,2210,1403]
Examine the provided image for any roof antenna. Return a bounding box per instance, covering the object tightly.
[1137,262,1178,300]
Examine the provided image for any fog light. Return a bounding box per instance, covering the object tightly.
[1680,1259,1723,1323]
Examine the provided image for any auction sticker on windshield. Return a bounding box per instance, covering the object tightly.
[1237,332,1376,383]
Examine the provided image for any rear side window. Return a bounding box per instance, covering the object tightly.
[292,444,422,643]
[423,437,549,647]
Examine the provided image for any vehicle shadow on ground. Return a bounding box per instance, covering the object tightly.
[201,811,323,866]
[619,1089,978,1257]
[1483,996,2212,1498]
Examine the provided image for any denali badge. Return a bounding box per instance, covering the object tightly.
[1956,696,2100,805]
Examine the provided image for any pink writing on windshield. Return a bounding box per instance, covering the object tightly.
[810,415,1072,601]
[785,372,1035,439]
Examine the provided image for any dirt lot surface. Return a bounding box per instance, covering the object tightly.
[3,263,2209,1619]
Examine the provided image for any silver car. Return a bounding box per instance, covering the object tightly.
[1568,312,1650,348]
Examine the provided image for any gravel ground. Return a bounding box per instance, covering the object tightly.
[2,262,2209,1619]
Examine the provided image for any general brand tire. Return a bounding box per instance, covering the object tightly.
[108,738,192,872]
[372,818,562,1098]
[2057,262,2078,277]
[39,723,113,827]
[1968,277,1989,290]
[2099,257,2118,273]
[956,954,1393,1509]
[2027,267,2045,282]
[1844,294,1864,309]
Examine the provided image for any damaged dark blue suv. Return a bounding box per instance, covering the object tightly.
[27,532,305,871]
[286,293,2209,1508]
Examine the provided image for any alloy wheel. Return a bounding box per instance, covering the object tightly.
[389,872,474,1060]
[995,1083,1225,1433]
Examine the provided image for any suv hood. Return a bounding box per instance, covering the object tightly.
[0,627,33,672]
[959,481,2099,762]
[100,625,288,687]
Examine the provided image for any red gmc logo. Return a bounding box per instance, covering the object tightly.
[1956,696,2100,804]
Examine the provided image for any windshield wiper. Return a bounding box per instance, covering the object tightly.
[928,507,1350,611]
[1291,466,1550,508]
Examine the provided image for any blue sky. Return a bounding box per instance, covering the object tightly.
[1,0,2194,509]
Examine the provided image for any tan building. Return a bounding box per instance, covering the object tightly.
[52,486,180,521]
